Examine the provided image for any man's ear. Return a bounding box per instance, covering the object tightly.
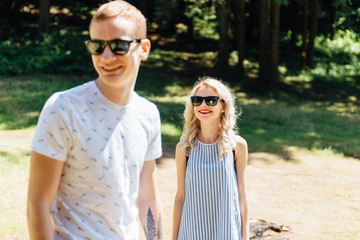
[140,39,151,60]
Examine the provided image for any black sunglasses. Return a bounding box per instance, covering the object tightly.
[190,96,224,107]
[84,39,141,55]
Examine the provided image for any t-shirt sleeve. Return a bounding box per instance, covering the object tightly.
[144,106,162,161]
[31,93,72,161]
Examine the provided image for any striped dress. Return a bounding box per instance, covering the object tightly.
[178,139,242,240]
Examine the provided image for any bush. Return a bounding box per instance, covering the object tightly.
[0,28,93,75]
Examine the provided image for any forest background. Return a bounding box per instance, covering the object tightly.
[0,0,360,239]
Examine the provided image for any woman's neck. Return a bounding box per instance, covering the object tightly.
[197,122,220,144]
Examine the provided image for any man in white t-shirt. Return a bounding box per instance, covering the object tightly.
[27,1,163,239]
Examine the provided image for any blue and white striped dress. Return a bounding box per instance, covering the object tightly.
[178,139,242,240]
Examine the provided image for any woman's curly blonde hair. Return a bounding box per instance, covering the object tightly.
[180,76,240,159]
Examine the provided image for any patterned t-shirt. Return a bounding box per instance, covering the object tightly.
[31,81,162,240]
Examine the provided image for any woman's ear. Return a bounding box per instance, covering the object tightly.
[140,39,151,60]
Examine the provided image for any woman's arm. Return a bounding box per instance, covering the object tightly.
[234,136,249,240]
[171,143,187,240]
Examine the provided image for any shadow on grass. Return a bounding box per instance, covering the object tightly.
[239,100,360,160]
[136,67,195,96]
[0,75,90,130]
[1,69,359,161]
[154,101,185,158]
[274,74,360,104]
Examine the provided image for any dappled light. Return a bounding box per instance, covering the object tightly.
[240,99,360,159]
[1,1,360,239]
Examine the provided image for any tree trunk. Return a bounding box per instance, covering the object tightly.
[216,0,231,69]
[290,0,301,48]
[0,0,13,17]
[0,0,21,27]
[301,0,309,68]
[232,0,246,75]
[259,0,270,82]
[270,0,280,84]
[248,0,259,42]
[306,0,320,68]
[137,0,154,22]
[38,0,51,38]
[330,0,336,39]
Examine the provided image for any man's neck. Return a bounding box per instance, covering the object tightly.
[95,79,134,106]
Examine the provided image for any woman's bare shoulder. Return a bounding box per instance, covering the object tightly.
[175,141,186,156]
[234,135,247,148]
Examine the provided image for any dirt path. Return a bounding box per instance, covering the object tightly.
[1,130,359,239]
[153,148,360,240]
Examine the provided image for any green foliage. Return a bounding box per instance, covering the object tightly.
[184,0,218,39]
[153,0,179,30]
[321,29,360,54]
[274,0,290,6]
[0,0,358,160]
[278,28,360,103]
[334,0,354,7]
[333,0,360,32]
[315,30,360,74]
[0,24,93,75]
[293,29,360,101]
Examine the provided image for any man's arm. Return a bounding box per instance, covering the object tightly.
[27,150,64,240]
[137,160,163,240]
[171,143,186,240]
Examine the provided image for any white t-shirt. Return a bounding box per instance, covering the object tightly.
[31,81,162,240]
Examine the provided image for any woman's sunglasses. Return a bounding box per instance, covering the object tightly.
[190,96,224,107]
[84,39,141,55]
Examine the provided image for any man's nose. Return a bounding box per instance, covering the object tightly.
[101,45,117,60]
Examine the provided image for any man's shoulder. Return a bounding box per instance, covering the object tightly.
[132,92,159,113]
[57,81,94,98]
[43,81,94,110]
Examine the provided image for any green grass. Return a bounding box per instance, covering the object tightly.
[1,70,359,159]
[0,150,29,239]
[239,98,360,159]
[0,57,359,239]
[0,74,92,129]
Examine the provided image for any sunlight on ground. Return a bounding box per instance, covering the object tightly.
[0,149,29,240]
[1,124,359,239]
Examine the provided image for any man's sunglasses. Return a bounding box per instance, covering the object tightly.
[84,39,141,55]
[190,96,224,107]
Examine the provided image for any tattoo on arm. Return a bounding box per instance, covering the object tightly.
[144,208,155,240]
[143,208,163,240]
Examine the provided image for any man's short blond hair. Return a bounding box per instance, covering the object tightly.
[90,0,147,39]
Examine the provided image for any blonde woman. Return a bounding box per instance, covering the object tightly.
[172,77,249,240]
